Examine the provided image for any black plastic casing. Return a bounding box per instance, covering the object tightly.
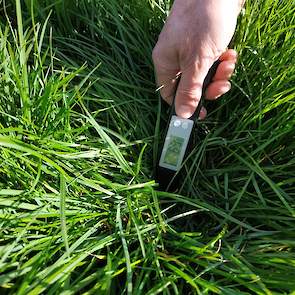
[156,59,221,192]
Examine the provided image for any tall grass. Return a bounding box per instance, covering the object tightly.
[0,0,294,294]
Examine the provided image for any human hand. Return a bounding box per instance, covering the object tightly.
[152,0,245,119]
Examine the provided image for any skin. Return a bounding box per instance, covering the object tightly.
[153,0,245,119]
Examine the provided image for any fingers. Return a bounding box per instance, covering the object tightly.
[213,61,235,81]
[206,49,237,100]
[219,49,238,62]
[154,48,238,115]
[155,67,180,105]
[206,80,231,100]
[152,46,180,105]
[188,54,237,116]
[174,62,208,118]
[199,107,207,120]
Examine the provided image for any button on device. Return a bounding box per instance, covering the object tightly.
[182,122,188,129]
[174,120,181,127]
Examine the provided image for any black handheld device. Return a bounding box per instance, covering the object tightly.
[156,59,221,191]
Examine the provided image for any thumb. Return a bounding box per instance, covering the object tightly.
[175,61,212,119]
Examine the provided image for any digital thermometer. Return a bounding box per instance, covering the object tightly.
[157,60,221,191]
[159,116,194,171]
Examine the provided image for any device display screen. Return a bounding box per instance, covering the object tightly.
[159,116,194,171]
[163,136,184,167]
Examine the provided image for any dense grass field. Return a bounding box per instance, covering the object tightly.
[0,0,294,294]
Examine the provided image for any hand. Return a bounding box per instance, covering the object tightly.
[152,0,244,119]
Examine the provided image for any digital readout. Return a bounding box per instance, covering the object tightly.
[163,136,184,167]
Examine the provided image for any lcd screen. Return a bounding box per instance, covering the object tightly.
[163,136,184,167]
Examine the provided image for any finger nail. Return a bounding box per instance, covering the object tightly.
[213,83,231,100]
[228,63,236,70]
[199,108,207,120]
[221,83,231,93]
[178,105,194,119]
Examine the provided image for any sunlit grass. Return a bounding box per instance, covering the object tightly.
[0,0,294,294]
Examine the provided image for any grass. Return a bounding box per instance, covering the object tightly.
[0,0,295,294]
